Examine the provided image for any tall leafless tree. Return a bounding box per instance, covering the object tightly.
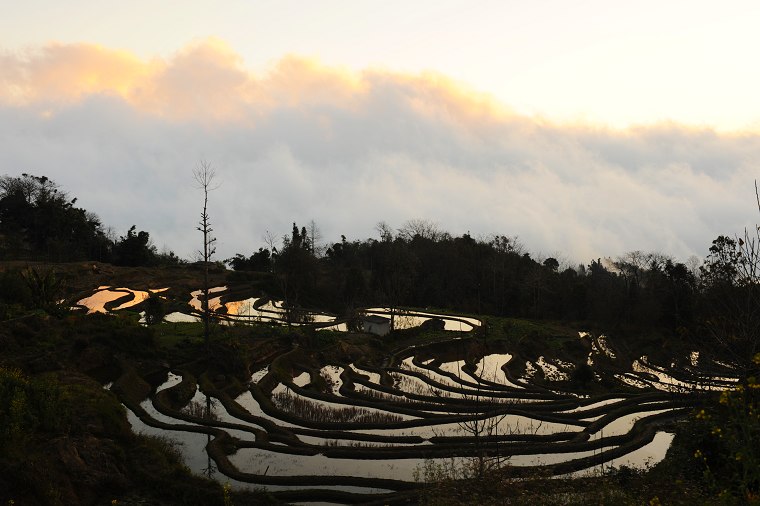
[307,219,323,256]
[194,160,218,352]
[262,230,278,272]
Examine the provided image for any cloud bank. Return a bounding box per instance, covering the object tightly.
[1,40,758,263]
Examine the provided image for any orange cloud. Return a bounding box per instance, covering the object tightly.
[1,43,151,104]
[0,39,516,127]
[0,39,245,121]
[135,38,261,121]
[3,38,756,142]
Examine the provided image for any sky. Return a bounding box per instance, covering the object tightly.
[2,1,760,264]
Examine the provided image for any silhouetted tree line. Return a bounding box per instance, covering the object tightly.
[226,219,712,336]
[227,215,756,373]
[0,174,179,266]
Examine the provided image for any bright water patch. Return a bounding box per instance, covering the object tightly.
[77,287,149,313]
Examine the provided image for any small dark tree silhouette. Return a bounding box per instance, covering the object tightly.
[143,292,166,325]
[113,225,156,266]
[22,267,67,317]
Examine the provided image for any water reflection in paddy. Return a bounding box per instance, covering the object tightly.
[77,288,149,313]
[188,286,227,312]
[77,285,488,335]
[224,297,259,317]
[563,431,675,478]
[125,409,392,495]
[349,364,382,384]
[588,408,675,440]
[364,308,479,331]
[119,355,692,501]
[474,354,519,386]
[631,356,738,392]
[128,402,667,485]
[164,312,200,323]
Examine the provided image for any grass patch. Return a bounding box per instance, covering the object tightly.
[272,389,404,424]
[154,322,206,348]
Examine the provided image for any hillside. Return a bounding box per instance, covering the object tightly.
[1,260,757,505]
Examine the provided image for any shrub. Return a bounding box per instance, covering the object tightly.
[684,355,760,502]
[0,368,69,451]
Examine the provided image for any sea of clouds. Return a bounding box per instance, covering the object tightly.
[2,40,759,264]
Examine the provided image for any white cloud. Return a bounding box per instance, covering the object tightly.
[1,40,759,264]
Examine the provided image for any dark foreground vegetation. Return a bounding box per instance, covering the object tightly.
[1,174,759,504]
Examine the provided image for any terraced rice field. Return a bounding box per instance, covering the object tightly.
[85,285,739,502]
[109,327,738,503]
[76,286,479,331]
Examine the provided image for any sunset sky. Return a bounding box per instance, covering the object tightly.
[2,1,760,263]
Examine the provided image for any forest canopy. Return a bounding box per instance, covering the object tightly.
[0,174,175,266]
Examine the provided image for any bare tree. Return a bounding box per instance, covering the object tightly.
[375,221,394,242]
[686,255,702,280]
[737,182,760,283]
[263,230,279,272]
[194,160,218,352]
[307,219,323,257]
[397,218,443,242]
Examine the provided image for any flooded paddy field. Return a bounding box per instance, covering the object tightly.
[86,284,739,502]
